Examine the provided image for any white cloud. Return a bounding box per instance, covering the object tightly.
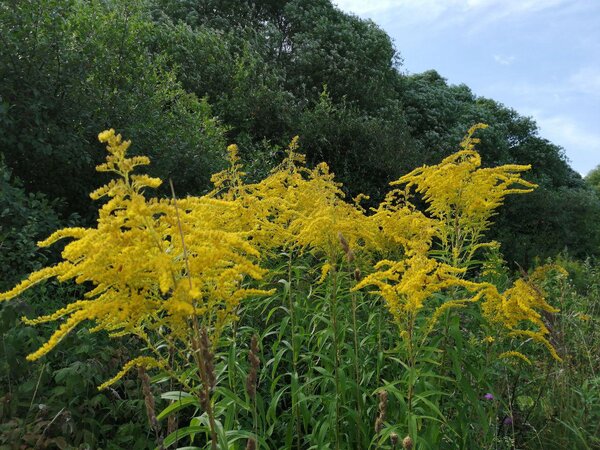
[527,111,600,175]
[487,65,600,101]
[569,67,600,97]
[335,0,571,31]
[334,0,455,23]
[333,0,400,16]
[469,0,566,17]
[493,54,515,66]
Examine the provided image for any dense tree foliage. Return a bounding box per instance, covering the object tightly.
[0,0,227,215]
[1,0,598,267]
[0,161,65,290]
[586,164,600,196]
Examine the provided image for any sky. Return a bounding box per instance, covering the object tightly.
[334,0,600,176]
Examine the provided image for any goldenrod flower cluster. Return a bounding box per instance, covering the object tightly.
[0,125,563,388]
[211,136,380,260]
[352,124,559,359]
[478,265,565,361]
[354,254,467,324]
[1,130,271,380]
[396,124,536,266]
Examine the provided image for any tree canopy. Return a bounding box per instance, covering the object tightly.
[1,0,598,267]
[586,165,600,196]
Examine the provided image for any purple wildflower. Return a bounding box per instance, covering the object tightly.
[483,393,494,401]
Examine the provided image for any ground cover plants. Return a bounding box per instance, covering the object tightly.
[1,125,597,449]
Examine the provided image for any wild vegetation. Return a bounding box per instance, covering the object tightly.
[1,0,599,449]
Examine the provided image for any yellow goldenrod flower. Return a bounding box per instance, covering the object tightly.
[391,124,536,267]
[318,263,333,284]
[98,356,163,391]
[498,351,532,365]
[0,130,273,386]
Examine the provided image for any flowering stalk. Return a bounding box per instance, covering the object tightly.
[339,232,364,445]
[246,335,260,444]
[286,253,302,450]
[330,265,341,450]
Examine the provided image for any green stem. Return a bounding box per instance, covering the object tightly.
[252,393,258,446]
[331,267,341,450]
[287,253,302,450]
[377,301,383,383]
[406,316,416,442]
[351,291,363,447]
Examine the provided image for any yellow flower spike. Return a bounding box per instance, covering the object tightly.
[98,129,115,143]
[498,351,532,365]
[209,143,247,199]
[21,300,91,325]
[98,356,163,391]
[509,330,562,362]
[461,123,488,151]
[227,144,240,164]
[354,253,472,330]
[131,174,162,191]
[318,263,333,284]
[26,310,88,361]
[353,193,370,213]
[284,136,304,168]
[37,228,87,248]
[0,264,69,302]
[427,299,469,333]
